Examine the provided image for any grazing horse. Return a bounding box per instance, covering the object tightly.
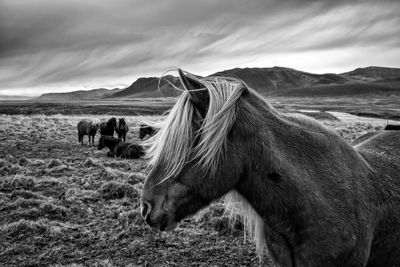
[77,119,100,146]
[139,124,158,139]
[140,69,400,266]
[385,124,400,130]
[116,118,129,142]
[100,117,117,137]
[98,135,144,159]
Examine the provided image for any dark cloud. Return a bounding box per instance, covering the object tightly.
[0,0,399,95]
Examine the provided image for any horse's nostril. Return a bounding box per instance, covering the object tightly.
[141,201,152,219]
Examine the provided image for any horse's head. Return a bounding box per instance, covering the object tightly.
[92,119,100,130]
[141,69,250,231]
[119,118,125,125]
[110,117,117,128]
[139,124,151,139]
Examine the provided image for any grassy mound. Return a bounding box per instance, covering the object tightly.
[99,182,139,200]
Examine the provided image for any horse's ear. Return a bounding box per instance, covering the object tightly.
[178,69,209,112]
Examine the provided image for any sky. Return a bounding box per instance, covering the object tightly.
[0,0,399,96]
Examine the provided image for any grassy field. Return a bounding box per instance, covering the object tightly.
[1,97,399,121]
[0,112,386,266]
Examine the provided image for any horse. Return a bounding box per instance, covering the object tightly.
[116,142,144,159]
[116,118,129,142]
[140,69,400,266]
[100,117,117,137]
[139,124,158,139]
[77,119,100,146]
[98,135,144,159]
[385,124,400,130]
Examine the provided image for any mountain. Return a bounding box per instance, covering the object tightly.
[273,66,400,97]
[31,66,400,100]
[108,75,181,99]
[341,66,400,82]
[108,66,400,98]
[0,95,33,100]
[35,88,123,101]
[211,67,348,91]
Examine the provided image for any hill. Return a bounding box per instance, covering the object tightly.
[35,88,123,101]
[0,95,32,100]
[32,66,400,100]
[109,66,399,98]
[108,75,181,99]
[211,67,348,91]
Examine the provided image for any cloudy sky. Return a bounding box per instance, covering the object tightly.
[0,0,399,96]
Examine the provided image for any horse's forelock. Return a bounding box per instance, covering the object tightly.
[146,74,245,183]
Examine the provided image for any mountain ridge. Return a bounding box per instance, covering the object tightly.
[32,66,400,100]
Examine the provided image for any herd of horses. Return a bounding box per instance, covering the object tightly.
[139,69,400,266]
[77,117,157,159]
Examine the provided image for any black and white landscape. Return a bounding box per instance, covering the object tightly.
[0,1,400,266]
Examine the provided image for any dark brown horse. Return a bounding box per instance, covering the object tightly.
[98,135,144,159]
[116,118,129,142]
[141,69,400,266]
[139,124,158,139]
[77,119,100,146]
[100,117,117,137]
[385,124,400,130]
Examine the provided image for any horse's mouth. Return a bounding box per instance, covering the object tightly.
[159,215,178,231]
[146,213,178,232]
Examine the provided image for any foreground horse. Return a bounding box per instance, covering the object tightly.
[139,124,158,139]
[77,119,100,146]
[100,117,117,137]
[116,118,129,142]
[141,69,400,266]
[98,135,144,159]
[385,124,400,130]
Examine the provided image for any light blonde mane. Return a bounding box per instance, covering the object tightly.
[146,72,268,257]
[146,74,245,183]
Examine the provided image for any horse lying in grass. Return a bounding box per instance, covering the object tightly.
[77,119,100,146]
[116,118,129,142]
[140,69,400,266]
[100,117,117,137]
[139,124,158,139]
[97,136,144,159]
[385,124,400,130]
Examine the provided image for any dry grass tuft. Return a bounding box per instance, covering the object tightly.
[1,219,63,241]
[35,177,67,198]
[127,172,145,185]
[0,158,10,168]
[65,188,99,202]
[99,181,139,200]
[117,208,145,227]
[0,175,36,192]
[1,198,43,212]
[46,159,63,169]
[99,166,132,181]
[81,157,96,168]
[195,203,243,234]
[40,202,68,219]
[18,157,30,166]
[10,189,45,200]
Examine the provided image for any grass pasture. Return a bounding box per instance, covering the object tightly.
[0,111,390,266]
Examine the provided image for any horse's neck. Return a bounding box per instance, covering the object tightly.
[235,106,372,247]
[263,111,370,178]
